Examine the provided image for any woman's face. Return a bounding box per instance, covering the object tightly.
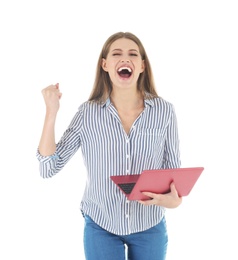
[102,38,145,91]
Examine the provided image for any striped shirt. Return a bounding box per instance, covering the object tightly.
[36,97,181,235]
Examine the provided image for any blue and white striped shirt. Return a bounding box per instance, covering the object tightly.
[37,97,181,235]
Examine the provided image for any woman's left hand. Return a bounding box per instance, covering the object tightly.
[138,182,182,208]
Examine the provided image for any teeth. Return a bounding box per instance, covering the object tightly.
[118,67,132,72]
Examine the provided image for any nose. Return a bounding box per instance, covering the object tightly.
[121,54,130,63]
[121,58,130,63]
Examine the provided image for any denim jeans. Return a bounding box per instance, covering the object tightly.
[83,215,168,260]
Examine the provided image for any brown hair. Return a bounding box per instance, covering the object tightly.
[88,32,158,102]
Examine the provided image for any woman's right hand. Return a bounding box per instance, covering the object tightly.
[41,83,62,114]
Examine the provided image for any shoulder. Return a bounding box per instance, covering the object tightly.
[147,97,175,111]
[75,100,105,119]
[69,101,100,128]
[78,100,103,109]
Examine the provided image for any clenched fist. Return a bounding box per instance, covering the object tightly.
[41,83,62,114]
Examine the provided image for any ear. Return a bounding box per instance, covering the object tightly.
[140,60,145,73]
[101,58,108,72]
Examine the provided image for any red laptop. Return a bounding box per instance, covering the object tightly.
[110,167,204,200]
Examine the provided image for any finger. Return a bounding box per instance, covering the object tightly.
[142,191,156,199]
[170,182,175,191]
[170,182,178,196]
[55,83,62,98]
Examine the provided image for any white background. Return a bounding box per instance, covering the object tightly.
[0,0,237,259]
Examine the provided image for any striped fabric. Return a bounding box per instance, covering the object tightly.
[37,97,181,235]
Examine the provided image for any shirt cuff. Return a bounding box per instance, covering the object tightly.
[36,148,59,162]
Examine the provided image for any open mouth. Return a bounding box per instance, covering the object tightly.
[117,67,132,78]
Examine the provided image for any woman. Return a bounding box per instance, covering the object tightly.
[37,32,182,260]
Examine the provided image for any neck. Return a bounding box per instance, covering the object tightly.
[110,88,144,111]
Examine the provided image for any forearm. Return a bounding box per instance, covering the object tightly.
[38,111,57,156]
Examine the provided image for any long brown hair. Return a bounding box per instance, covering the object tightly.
[88,32,158,102]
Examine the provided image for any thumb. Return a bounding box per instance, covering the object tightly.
[170,182,176,192]
[170,182,180,197]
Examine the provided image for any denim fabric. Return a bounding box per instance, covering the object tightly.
[83,215,168,260]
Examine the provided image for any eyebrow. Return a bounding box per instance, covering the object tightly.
[111,48,139,52]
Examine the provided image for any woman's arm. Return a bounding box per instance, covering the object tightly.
[38,83,62,156]
[139,103,182,208]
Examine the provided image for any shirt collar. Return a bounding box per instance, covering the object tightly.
[100,98,111,108]
[144,98,154,107]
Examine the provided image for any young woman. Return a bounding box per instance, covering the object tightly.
[37,32,182,260]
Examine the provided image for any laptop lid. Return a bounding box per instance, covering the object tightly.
[110,167,204,200]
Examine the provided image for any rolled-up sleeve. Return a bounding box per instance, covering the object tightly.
[36,104,84,178]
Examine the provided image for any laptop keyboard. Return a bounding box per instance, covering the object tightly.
[118,183,136,194]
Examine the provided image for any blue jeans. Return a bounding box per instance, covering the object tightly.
[83,215,168,260]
